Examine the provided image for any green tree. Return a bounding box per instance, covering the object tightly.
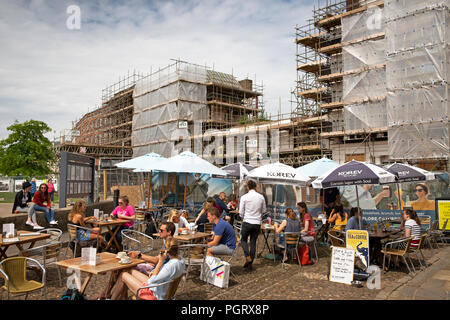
[0,120,56,177]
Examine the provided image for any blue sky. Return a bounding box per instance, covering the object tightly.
[0,0,314,140]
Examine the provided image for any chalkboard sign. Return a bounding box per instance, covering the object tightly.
[329,247,355,285]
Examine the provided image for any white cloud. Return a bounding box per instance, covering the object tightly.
[0,0,313,140]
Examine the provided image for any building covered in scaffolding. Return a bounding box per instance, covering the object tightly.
[294,0,449,171]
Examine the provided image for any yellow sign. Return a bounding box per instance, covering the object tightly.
[346,230,370,268]
[437,200,450,230]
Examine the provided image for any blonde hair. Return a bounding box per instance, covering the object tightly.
[168,209,179,222]
[68,200,86,221]
[285,208,297,220]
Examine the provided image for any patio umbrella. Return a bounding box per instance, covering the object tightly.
[247,162,311,219]
[115,152,165,169]
[383,163,436,210]
[117,152,166,208]
[312,160,397,229]
[154,151,228,208]
[297,157,340,216]
[212,163,255,180]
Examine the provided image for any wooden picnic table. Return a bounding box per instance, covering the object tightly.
[88,218,129,252]
[56,252,145,296]
[0,231,51,260]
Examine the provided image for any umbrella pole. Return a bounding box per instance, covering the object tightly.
[356,185,361,230]
[183,173,188,209]
[275,184,278,220]
[149,171,153,208]
[396,182,402,211]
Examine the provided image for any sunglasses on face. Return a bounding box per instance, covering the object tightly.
[415,189,424,192]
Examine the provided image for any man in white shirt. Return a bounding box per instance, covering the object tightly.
[239,180,266,270]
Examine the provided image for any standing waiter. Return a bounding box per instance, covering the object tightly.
[239,180,266,270]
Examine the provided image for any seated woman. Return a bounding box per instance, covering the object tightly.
[110,238,184,300]
[274,208,301,257]
[106,196,135,249]
[168,209,189,235]
[26,183,57,229]
[345,207,367,231]
[297,202,315,242]
[194,202,212,232]
[328,204,348,232]
[68,200,106,247]
[402,208,422,249]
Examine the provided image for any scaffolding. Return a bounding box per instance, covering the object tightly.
[131,60,264,159]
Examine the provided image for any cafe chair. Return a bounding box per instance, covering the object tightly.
[20,241,63,286]
[281,232,301,269]
[299,230,319,263]
[121,230,154,255]
[0,257,46,300]
[67,224,100,258]
[381,237,415,274]
[136,275,184,300]
[407,234,428,269]
[429,219,448,248]
[419,215,432,232]
[327,230,345,248]
[134,212,147,233]
[19,228,63,257]
[178,243,209,291]
[215,227,241,279]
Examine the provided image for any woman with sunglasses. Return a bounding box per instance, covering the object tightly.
[106,195,135,250]
[411,183,435,211]
[26,183,57,229]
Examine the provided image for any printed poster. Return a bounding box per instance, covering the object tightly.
[346,230,370,269]
[437,199,450,230]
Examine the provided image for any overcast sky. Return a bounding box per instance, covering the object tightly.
[0,0,314,141]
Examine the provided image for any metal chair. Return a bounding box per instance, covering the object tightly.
[0,257,46,300]
[215,225,240,279]
[419,215,432,232]
[136,275,184,300]
[20,240,63,286]
[67,224,100,258]
[429,219,448,247]
[121,229,154,255]
[179,243,209,291]
[300,230,319,263]
[281,231,301,269]
[381,237,415,274]
[408,234,428,269]
[327,230,346,248]
[19,228,63,257]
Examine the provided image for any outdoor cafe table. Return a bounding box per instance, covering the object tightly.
[56,252,145,296]
[0,231,51,260]
[368,229,402,265]
[88,218,129,252]
[174,231,212,244]
[257,224,276,258]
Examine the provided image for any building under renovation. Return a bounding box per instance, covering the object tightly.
[294,0,449,170]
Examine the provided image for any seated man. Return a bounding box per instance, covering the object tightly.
[206,207,236,257]
[12,181,33,214]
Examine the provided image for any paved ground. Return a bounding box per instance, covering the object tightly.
[1,231,448,300]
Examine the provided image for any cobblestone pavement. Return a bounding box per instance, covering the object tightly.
[3,235,447,301]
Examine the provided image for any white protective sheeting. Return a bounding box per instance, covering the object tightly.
[344,101,387,131]
[343,68,386,101]
[342,7,384,43]
[387,83,449,126]
[384,0,448,21]
[132,63,209,158]
[343,40,385,72]
[385,8,449,55]
[386,0,449,160]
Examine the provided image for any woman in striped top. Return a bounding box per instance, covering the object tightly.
[403,208,422,249]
